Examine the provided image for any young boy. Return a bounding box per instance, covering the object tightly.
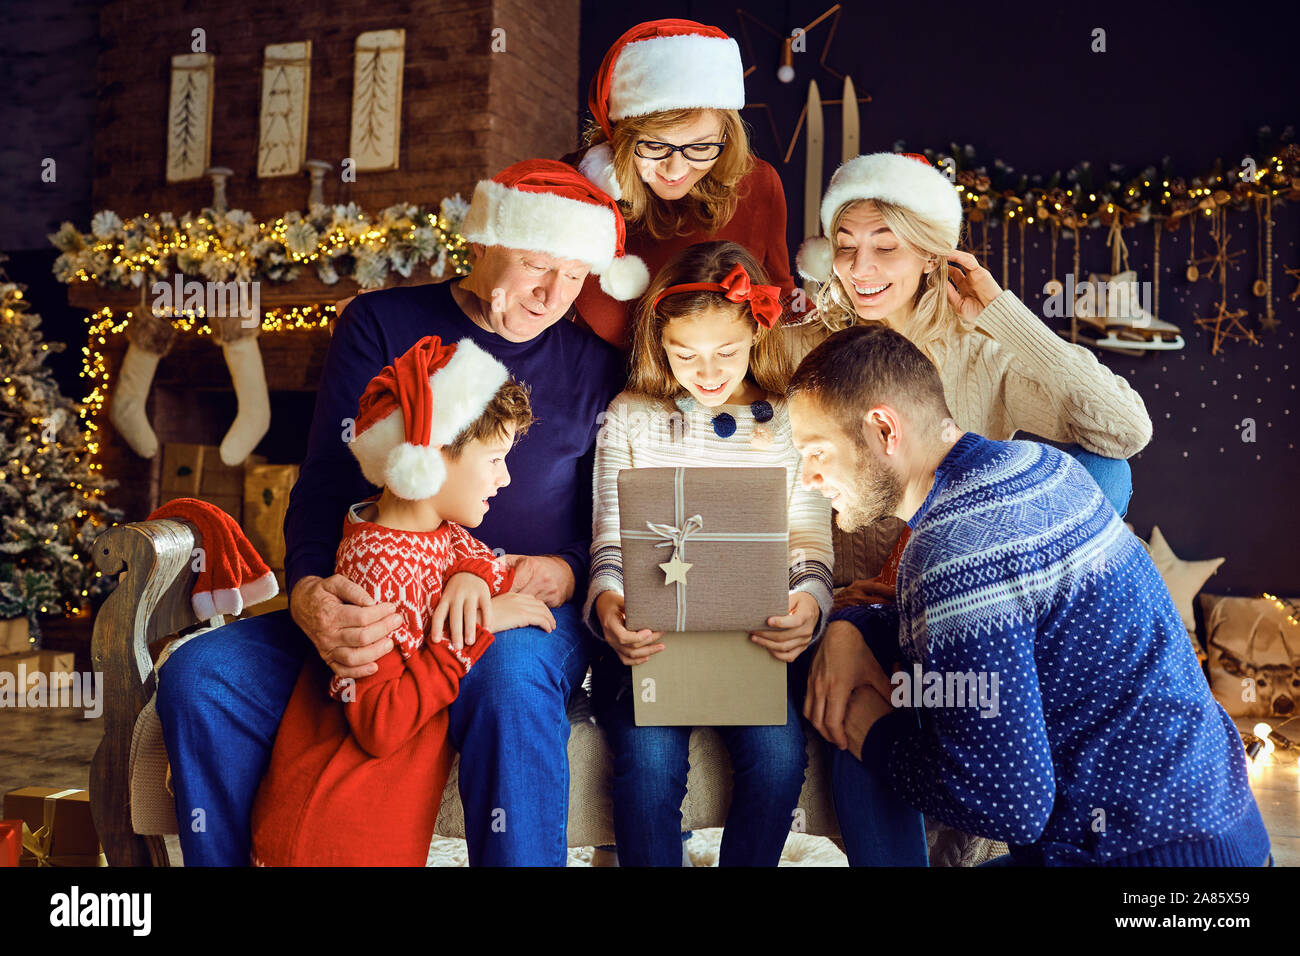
[250,335,551,866]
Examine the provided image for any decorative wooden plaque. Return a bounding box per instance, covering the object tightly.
[349,29,405,172]
[165,53,215,182]
[257,41,312,178]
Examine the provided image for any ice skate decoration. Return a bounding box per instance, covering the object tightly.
[1070,271,1185,354]
[165,53,214,183]
[257,41,312,179]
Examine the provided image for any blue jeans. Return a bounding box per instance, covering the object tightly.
[795,609,930,867]
[1060,443,1133,518]
[591,650,809,866]
[157,602,590,866]
[156,609,306,866]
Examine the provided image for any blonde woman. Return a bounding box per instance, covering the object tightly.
[790,151,1153,866]
[566,18,801,351]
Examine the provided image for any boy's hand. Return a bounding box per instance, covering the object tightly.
[431,572,492,650]
[595,590,665,666]
[489,592,556,634]
[290,574,403,680]
[749,591,820,662]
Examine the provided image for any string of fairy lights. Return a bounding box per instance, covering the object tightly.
[77,303,338,469]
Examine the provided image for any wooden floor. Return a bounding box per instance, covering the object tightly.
[1,706,1296,866]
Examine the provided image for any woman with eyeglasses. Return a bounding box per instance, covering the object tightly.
[565,19,801,351]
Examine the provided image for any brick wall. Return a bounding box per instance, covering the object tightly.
[91,0,581,219]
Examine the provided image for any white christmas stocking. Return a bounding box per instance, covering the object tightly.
[218,335,271,465]
[109,308,177,459]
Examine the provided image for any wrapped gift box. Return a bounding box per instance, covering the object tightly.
[2,787,105,867]
[619,466,789,632]
[0,650,75,691]
[631,630,787,727]
[0,617,30,655]
[243,463,299,570]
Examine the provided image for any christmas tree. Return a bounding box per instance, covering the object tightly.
[0,255,122,645]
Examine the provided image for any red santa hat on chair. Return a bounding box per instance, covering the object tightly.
[147,498,279,619]
[461,159,649,301]
[348,335,509,501]
[578,19,746,201]
[796,152,964,283]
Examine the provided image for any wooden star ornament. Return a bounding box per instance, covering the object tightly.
[659,553,693,586]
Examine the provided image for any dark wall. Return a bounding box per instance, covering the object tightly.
[581,1,1300,595]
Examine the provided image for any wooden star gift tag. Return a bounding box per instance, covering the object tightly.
[659,553,693,586]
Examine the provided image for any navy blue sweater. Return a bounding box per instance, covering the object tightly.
[852,432,1270,866]
[284,281,625,601]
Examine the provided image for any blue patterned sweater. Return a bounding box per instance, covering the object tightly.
[852,432,1269,866]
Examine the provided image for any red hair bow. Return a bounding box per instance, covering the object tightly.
[653,263,785,328]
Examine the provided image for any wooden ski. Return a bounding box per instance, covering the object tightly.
[803,79,824,299]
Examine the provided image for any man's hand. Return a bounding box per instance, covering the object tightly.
[489,591,556,634]
[844,685,896,761]
[803,620,893,750]
[503,553,575,607]
[430,572,492,651]
[750,591,820,662]
[594,590,665,666]
[290,574,404,680]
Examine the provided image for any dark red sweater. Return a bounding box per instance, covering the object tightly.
[572,157,798,351]
[250,505,514,866]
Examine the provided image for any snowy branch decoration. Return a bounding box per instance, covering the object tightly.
[166,53,214,183]
[49,196,472,291]
[349,29,405,172]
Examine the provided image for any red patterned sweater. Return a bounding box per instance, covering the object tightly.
[250,500,513,866]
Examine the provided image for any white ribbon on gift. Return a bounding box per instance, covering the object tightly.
[621,467,787,631]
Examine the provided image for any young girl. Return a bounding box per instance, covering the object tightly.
[793,151,1155,867]
[567,18,803,350]
[586,241,834,866]
[250,335,552,866]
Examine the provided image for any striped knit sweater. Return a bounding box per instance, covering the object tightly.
[782,289,1154,586]
[587,390,834,640]
[853,432,1269,866]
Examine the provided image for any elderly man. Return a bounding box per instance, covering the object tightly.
[790,324,1270,867]
[157,161,644,866]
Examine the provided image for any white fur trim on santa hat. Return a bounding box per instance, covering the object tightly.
[609,34,745,122]
[385,442,448,501]
[818,153,963,250]
[191,575,275,620]
[599,253,650,301]
[428,338,510,446]
[796,236,834,283]
[577,143,621,201]
[350,406,404,490]
[463,178,618,272]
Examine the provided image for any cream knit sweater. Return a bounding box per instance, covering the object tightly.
[782,290,1154,585]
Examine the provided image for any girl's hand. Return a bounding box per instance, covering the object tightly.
[430,572,492,651]
[489,591,556,634]
[595,590,665,666]
[750,591,820,662]
[944,248,1003,322]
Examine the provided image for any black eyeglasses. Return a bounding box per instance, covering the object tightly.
[634,139,728,163]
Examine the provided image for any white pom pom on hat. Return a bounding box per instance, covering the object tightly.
[797,152,964,283]
[349,336,510,500]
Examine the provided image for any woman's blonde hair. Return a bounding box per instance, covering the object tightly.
[584,109,755,241]
[813,199,973,363]
[627,240,791,406]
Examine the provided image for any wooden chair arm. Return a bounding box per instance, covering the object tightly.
[89,518,202,866]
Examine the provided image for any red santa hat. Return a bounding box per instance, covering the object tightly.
[796,152,964,283]
[348,335,509,501]
[578,19,746,201]
[461,159,649,301]
[148,498,279,619]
